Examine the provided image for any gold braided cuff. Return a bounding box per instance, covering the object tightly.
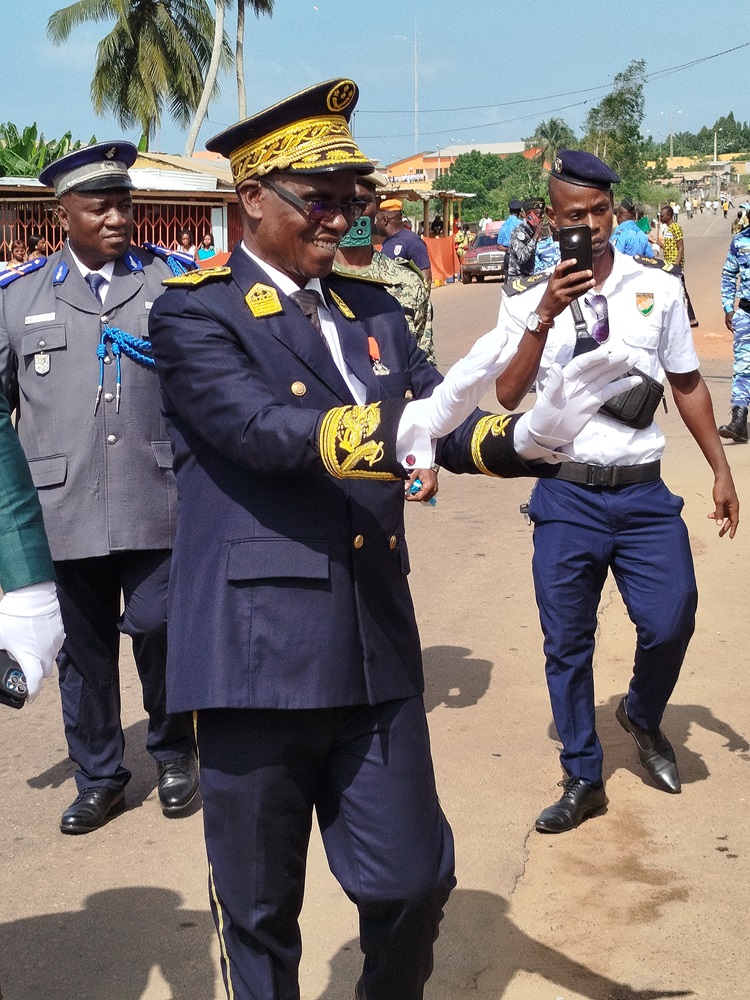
[470,414,514,477]
[230,115,371,183]
[319,402,405,480]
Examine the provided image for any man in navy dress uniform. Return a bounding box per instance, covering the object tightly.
[0,143,198,833]
[495,150,739,835]
[149,83,639,1000]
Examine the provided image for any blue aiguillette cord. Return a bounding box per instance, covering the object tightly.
[95,326,155,413]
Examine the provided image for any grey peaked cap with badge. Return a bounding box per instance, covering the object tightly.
[38,141,138,197]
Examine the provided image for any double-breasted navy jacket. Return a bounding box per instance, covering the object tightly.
[149,246,536,713]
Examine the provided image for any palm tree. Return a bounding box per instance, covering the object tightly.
[48,0,228,151]
[525,117,577,167]
[236,0,274,121]
[184,0,273,157]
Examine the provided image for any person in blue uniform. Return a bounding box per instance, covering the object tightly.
[148,82,637,1000]
[496,198,524,248]
[717,224,750,442]
[0,143,199,834]
[610,197,654,258]
[375,198,432,285]
[495,149,739,835]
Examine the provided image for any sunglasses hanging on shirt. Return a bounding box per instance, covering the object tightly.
[568,294,666,430]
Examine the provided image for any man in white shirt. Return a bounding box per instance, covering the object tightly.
[495,149,739,834]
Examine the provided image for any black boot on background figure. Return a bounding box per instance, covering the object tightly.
[718,405,748,443]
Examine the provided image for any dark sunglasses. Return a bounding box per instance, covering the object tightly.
[585,294,609,344]
[260,179,368,224]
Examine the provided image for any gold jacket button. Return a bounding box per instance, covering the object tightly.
[389,535,397,549]
[291,381,306,396]
[404,389,413,399]
[353,534,364,549]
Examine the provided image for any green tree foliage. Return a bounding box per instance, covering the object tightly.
[581,60,646,199]
[524,117,577,165]
[48,0,229,150]
[0,123,95,177]
[433,151,546,222]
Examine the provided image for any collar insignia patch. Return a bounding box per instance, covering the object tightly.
[330,289,355,319]
[53,262,69,285]
[246,282,283,317]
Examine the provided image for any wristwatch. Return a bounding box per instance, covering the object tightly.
[526,311,554,334]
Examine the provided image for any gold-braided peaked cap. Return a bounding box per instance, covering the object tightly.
[206,79,372,184]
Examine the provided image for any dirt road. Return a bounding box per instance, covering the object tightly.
[1,218,748,1000]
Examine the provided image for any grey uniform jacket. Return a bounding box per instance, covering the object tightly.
[0,244,176,561]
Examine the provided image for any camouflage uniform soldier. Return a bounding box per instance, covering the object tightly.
[333,171,436,366]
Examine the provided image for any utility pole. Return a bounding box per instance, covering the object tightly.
[413,22,418,153]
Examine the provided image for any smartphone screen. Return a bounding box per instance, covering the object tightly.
[558,224,593,274]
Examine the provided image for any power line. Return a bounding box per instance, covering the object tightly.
[356,40,750,123]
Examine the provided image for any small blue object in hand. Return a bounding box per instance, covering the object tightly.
[407,478,437,506]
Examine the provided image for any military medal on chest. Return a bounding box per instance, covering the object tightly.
[34,350,50,376]
[368,336,390,375]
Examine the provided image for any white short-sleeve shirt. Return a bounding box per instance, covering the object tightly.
[496,249,699,466]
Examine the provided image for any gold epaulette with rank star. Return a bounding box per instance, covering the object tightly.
[632,255,682,275]
[319,403,400,480]
[503,272,551,297]
[162,266,232,288]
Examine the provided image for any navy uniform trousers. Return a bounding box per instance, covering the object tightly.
[55,550,193,792]
[196,695,456,1000]
[528,477,698,785]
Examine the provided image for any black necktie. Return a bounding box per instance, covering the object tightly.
[290,288,324,338]
[85,271,106,304]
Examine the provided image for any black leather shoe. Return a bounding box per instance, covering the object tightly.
[535,777,606,833]
[616,696,681,793]
[60,787,126,835]
[157,754,199,815]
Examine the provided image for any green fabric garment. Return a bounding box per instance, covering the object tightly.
[0,386,55,593]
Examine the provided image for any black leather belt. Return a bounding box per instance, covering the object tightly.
[554,460,661,487]
[738,298,750,312]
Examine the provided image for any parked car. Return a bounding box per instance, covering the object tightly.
[460,221,505,283]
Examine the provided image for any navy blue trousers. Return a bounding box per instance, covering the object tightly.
[196,696,455,1000]
[528,478,698,785]
[55,551,193,792]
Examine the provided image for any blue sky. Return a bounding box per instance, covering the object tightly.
[4,0,749,167]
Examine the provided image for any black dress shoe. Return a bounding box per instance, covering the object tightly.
[157,754,199,815]
[60,787,126,835]
[535,777,607,833]
[616,696,681,793]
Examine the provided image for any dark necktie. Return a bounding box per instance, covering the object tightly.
[85,271,106,304]
[290,288,324,339]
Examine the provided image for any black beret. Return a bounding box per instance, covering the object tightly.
[508,199,523,212]
[550,150,620,190]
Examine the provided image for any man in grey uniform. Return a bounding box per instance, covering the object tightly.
[0,142,197,834]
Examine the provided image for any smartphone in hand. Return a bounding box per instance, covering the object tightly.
[558,224,593,274]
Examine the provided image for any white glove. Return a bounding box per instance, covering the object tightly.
[517,347,643,452]
[0,581,65,703]
[408,328,509,439]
